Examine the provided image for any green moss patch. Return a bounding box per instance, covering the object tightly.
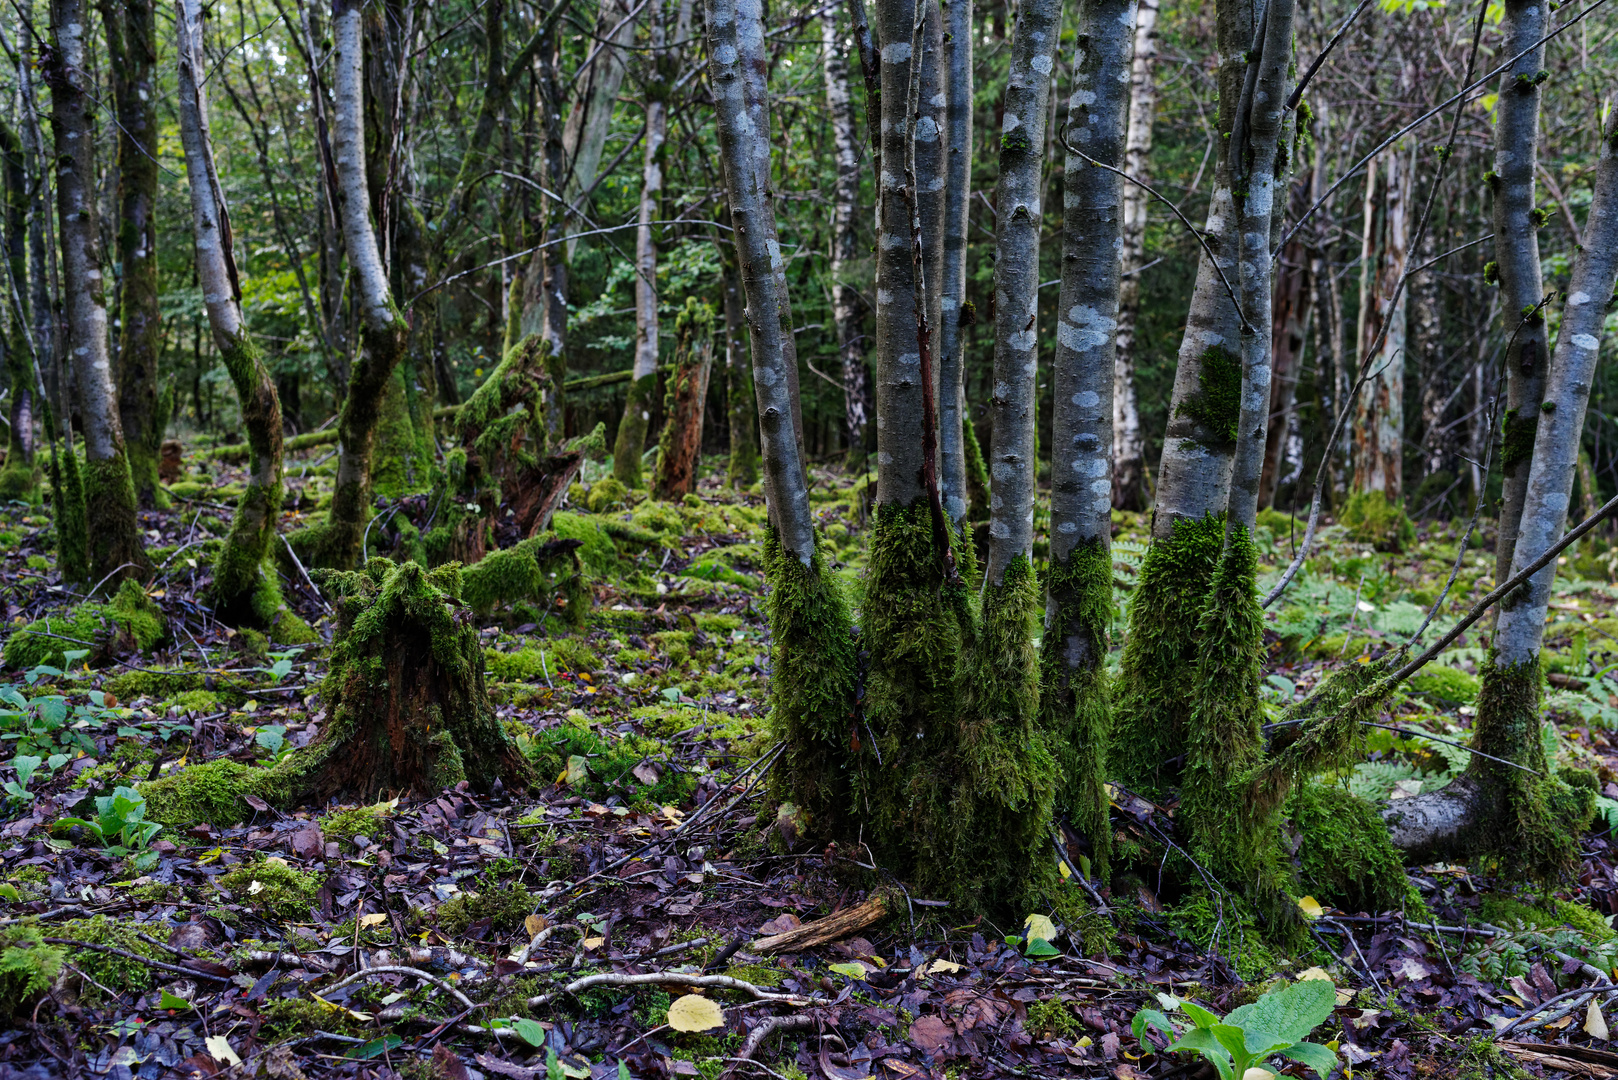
[3,578,166,669]
[436,882,535,936]
[218,858,321,920]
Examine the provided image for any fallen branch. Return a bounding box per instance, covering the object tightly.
[320,964,478,1012]
[43,937,235,982]
[750,891,891,954]
[725,1014,818,1078]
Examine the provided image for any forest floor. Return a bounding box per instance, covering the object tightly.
[4,448,1618,1080]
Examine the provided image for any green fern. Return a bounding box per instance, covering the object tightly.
[0,925,65,1014]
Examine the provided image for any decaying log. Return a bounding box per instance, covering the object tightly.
[749,891,891,954]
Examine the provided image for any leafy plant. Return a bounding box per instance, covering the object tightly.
[0,683,112,760]
[1132,978,1339,1080]
[2,754,62,807]
[57,786,164,868]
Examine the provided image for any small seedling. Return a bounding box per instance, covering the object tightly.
[1132,977,1339,1080]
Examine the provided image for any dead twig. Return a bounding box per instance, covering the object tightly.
[320,964,478,1012]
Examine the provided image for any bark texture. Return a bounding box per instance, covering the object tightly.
[985,0,1063,582]
[1351,149,1412,500]
[47,0,144,587]
[1112,0,1157,512]
[563,0,639,259]
[719,244,759,486]
[102,0,163,508]
[1044,0,1133,863]
[706,0,815,562]
[823,10,872,468]
[653,299,716,500]
[1258,179,1313,509]
[0,120,32,501]
[937,0,972,524]
[1489,0,1551,590]
[176,0,292,637]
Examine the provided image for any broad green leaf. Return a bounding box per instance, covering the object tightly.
[512,1016,548,1047]
[1182,1001,1222,1029]
[1277,1041,1339,1079]
[827,962,868,979]
[1168,1026,1235,1080]
[1024,938,1061,959]
[1132,1008,1176,1042]
[1211,1023,1252,1067]
[0,884,19,901]
[11,755,40,788]
[159,989,193,1011]
[1224,977,1335,1045]
[269,658,293,682]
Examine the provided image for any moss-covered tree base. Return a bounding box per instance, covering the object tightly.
[1288,782,1420,914]
[271,558,532,804]
[613,372,658,489]
[1110,513,1224,791]
[2,579,166,669]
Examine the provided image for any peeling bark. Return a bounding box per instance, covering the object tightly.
[823,10,872,468]
[937,0,971,523]
[1351,148,1412,500]
[653,301,716,500]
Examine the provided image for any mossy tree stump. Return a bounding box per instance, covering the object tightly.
[273,558,532,804]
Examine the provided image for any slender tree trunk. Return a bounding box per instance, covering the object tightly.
[653,299,715,499]
[175,0,298,637]
[1044,0,1132,869]
[47,0,144,588]
[937,0,971,523]
[1489,0,1551,590]
[614,0,670,488]
[563,0,638,260]
[706,0,815,561]
[1351,148,1412,502]
[1109,0,1254,790]
[823,10,872,471]
[985,0,1062,583]
[531,0,571,446]
[1387,111,1618,872]
[1258,179,1314,509]
[315,0,412,570]
[0,120,33,501]
[1111,0,1156,512]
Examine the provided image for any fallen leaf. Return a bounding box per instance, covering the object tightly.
[925,959,962,976]
[909,1014,953,1055]
[1587,999,1610,1041]
[205,1036,241,1067]
[1297,896,1324,919]
[1392,957,1434,983]
[667,994,725,1032]
[632,761,661,785]
[357,913,388,929]
[828,962,868,980]
[525,914,546,940]
[1023,913,1058,943]
[1297,966,1331,981]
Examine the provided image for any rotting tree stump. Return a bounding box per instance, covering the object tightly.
[268,558,532,804]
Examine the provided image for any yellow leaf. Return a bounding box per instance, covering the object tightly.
[925,959,961,976]
[1077,1036,1093,1048]
[205,1036,241,1067]
[582,937,605,950]
[667,994,725,1032]
[828,962,867,979]
[1297,966,1331,981]
[1023,913,1058,943]
[1586,998,1609,1041]
[358,913,389,929]
[525,914,547,940]
[1297,896,1324,920]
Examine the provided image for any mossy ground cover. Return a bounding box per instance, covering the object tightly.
[5,456,1618,1074]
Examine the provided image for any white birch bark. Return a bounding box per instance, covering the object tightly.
[1489,0,1551,588]
[1111,0,1156,511]
[823,11,871,462]
[563,0,638,258]
[1051,0,1132,568]
[706,0,815,564]
[175,0,244,349]
[938,0,972,525]
[1494,117,1618,667]
[620,0,669,479]
[1146,1,1252,537]
[1223,0,1297,533]
[1351,148,1412,500]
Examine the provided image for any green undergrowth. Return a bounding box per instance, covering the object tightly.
[437,881,536,936]
[319,802,394,846]
[218,858,321,920]
[1288,782,1421,915]
[0,926,65,1014]
[519,714,699,808]
[1479,893,1615,941]
[1341,491,1415,551]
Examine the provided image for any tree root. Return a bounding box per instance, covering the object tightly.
[750,891,891,954]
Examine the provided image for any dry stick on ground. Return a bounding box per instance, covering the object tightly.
[725,1014,819,1078]
[750,891,894,953]
[42,938,236,983]
[319,964,478,1012]
[1260,0,1493,610]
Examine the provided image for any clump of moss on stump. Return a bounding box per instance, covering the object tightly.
[3,578,166,669]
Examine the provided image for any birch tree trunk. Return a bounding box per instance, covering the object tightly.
[1044,0,1133,868]
[1258,177,1315,509]
[101,0,163,509]
[1489,0,1551,590]
[563,0,638,260]
[614,0,670,487]
[823,10,872,470]
[707,0,858,846]
[1111,0,1157,512]
[47,0,145,587]
[1109,0,1253,790]
[314,0,412,570]
[720,239,759,486]
[1386,111,1618,873]
[1351,148,1412,504]
[937,0,972,524]
[175,0,299,638]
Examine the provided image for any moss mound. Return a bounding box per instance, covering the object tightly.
[3,578,166,669]
[436,882,535,935]
[139,761,270,830]
[219,858,321,919]
[1341,490,1415,552]
[1289,782,1415,914]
